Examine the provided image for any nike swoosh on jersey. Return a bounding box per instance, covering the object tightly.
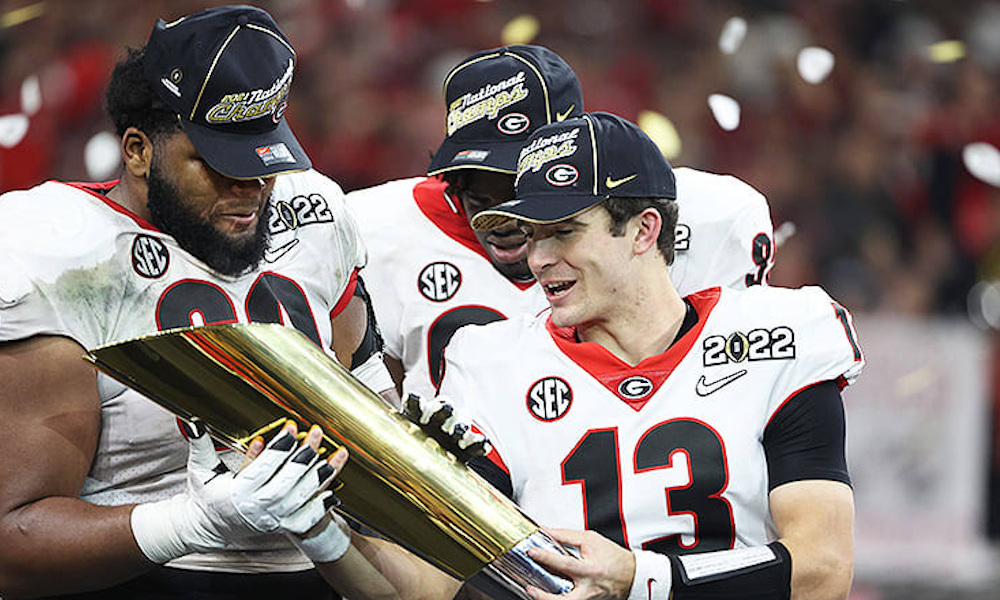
[606,174,638,189]
[695,369,747,396]
[264,238,299,263]
[556,105,576,121]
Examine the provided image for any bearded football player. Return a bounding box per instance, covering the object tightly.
[0,6,395,598]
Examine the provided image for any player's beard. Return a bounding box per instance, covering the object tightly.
[146,160,270,277]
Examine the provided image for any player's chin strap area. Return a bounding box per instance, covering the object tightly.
[630,542,791,600]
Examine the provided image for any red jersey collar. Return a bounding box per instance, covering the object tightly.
[413,176,535,292]
[546,287,723,410]
[60,180,160,231]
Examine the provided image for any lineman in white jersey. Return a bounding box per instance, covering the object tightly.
[347,46,774,400]
[0,7,394,598]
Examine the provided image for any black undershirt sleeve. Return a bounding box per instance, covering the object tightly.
[468,455,515,500]
[763,379,851,490]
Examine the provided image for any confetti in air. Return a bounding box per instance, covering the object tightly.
[968,280,1000,330]
[0,114,29,148]
[0,1,46,28]
[927,40,966,63]
[638,110,681,160]
[719,17,747,55]
[797,47,835,84]
[20,75,41,116]
[501,14,540,45]
[84,131,121,180]
[708,94,741,131]
[962,142,1000,187]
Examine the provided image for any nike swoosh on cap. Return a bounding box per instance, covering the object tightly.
[606,174,638,189]
[556,105,576,121]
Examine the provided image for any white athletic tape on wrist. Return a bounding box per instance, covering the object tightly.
[130,496,195,564]
[289,511,352,563]
[629,550,673,600]
[350,351,395,396]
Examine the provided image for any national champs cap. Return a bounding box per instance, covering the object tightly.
[427,45,583,176]
[471,112,676,230]
[143,5,311,180]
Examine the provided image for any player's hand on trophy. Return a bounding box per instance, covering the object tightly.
[402,392,492,462]
[240,423,354,563]
[524,528,635,600]
[130,420,348,564]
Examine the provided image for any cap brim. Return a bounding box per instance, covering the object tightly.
[427,136,528,176]
[181,117,311,180]
[470,193,602,230]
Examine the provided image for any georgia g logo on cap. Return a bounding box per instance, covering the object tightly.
[545,164,578,187]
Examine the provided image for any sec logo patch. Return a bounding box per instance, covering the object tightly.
[527,377,572,422]
[132,235,169,278]
[418,262,462,302]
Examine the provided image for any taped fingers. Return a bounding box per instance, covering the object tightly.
[236,427,298,486]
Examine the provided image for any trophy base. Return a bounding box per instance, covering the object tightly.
[467,530,574,599]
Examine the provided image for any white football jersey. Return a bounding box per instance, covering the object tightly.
[346,169,773,398]
[440,285,863,553]
[0,170,365,572]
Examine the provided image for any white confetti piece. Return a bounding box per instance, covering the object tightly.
[797,46,835,84]
[708,94,741,131]
[962,142,1000,187]
[84,131,122,180]
[719,17,747,55]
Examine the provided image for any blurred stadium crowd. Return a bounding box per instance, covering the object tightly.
[2,0,999,317]
[0,0,998,597]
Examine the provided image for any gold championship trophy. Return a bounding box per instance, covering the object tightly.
[86,323,571,599]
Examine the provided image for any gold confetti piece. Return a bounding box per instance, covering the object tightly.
[1,1,46,28]
[638,110,682,160]
[501,14,540,46]
[927,40,966,63]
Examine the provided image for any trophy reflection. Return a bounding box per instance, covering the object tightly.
[86,323,571,599]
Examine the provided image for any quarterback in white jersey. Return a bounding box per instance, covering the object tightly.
[348,165,773,400]
[454,112,861,600]
[442,285,863,554]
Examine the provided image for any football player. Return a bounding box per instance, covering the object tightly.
[346,45,774,400]
[0,7,394,598]
[295,113,863,600]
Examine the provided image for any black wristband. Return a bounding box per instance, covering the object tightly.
[670,542,791,600]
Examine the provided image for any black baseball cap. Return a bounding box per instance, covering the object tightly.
[427,45,583,176]
[471,112,676,230]
[143,5,311,180]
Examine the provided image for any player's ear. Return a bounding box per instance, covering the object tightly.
[632,207,662,256]
[121,127,154,179]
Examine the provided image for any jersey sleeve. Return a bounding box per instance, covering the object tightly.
[343,180,423,362]
[767,286,864,420]
[0,257,79,345]
[715,185,774,289]
[671,170,775,295]
[284,170,369,309]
